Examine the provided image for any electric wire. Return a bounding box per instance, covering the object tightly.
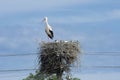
[1,52,120,57]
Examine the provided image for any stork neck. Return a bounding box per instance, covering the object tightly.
[45,20,49,26]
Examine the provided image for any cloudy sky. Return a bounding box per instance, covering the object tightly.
[0,0,120,80]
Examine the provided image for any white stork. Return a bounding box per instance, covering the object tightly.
[43,17,54,39]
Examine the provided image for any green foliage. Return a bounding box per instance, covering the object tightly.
[65,75,80,80]
[72,78,80,80]
[23,71,80,80]
[22,71,44,80]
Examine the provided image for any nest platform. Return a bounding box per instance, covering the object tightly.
[38,40,80,77]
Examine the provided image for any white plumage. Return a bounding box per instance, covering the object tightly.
[43,17,54,39]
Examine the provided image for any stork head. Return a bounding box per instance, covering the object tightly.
[43,17,48,22]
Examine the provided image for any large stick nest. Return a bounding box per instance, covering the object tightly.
[38,40,80,75]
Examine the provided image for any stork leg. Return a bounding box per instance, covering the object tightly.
[48,37,50,42]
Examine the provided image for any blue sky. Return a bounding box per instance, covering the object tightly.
[0,0,120,80]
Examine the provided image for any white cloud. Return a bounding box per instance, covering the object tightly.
[0,26,40,51]
[108,9,120,19]
[1,0,119,25]
[0,37,6,43]
[48,9,120,24]
[0,0,96,16]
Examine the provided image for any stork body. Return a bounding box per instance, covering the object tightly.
[43,17,54,39]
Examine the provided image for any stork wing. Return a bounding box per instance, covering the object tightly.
[49,29,54,39]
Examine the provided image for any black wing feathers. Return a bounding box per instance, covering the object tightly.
[48,30,54,39]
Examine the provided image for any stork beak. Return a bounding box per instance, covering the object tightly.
[42,18,45,22]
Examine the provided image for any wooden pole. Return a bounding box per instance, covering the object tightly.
[56,71,63,80]
[56,54,63,80]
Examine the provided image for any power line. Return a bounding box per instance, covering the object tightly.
[82,66,120,69]
[0,74,28,78]
[1,52,120,57]
[85,53,120,56]
[0,66,120,73]
[84,51,120,53]
[0,53,38,57]
[0,68,36,72]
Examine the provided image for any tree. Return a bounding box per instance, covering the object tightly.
[23,71,80,80]
[23,71,44,80]
[72,78,80,80]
